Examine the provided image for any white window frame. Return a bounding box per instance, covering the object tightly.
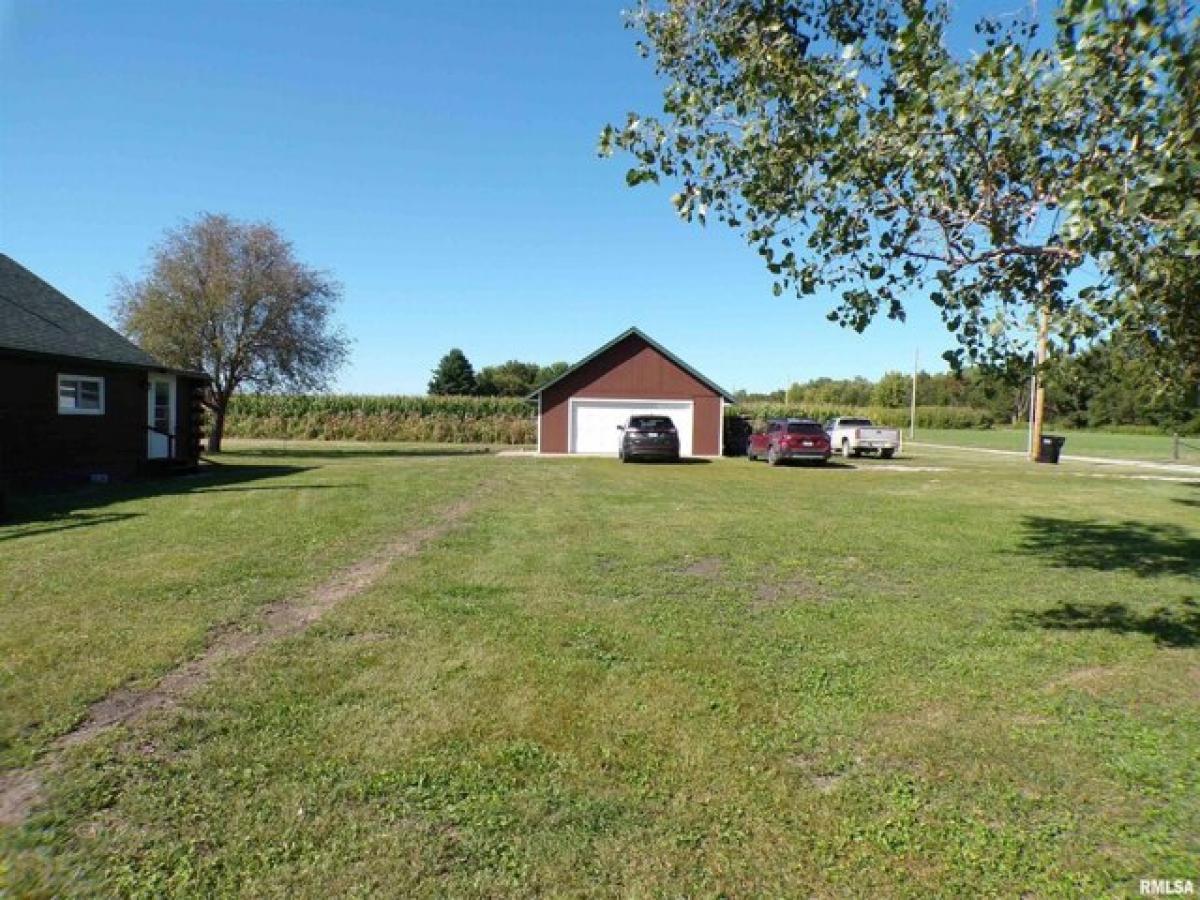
[57,373,106,416]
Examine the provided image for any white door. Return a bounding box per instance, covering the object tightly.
[569,399,694,456]
[147,375,176,459]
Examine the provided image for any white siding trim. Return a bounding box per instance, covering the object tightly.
[535,393,542,453]
[718,398,726,457]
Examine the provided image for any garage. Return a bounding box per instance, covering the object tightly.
[529,327,733,457]
[569,398,695,456]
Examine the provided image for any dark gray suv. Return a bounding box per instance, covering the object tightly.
[617,415,680,462]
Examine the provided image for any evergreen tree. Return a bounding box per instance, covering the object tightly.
[428,349,478,395]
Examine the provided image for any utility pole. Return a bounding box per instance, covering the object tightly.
[910,348,918,441]
[1026,372,1037,457]
[1029,306,1049,461]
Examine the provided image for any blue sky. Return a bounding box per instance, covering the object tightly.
[1,1,1023,394]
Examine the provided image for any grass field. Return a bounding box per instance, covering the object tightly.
[915,426,1200,464]
[2,442,1198,896]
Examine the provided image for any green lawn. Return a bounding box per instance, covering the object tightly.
[2,444,1198,896]
[915,426,1200,464]
[0,442,492,769]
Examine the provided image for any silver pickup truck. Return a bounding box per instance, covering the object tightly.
[824,417,902,459]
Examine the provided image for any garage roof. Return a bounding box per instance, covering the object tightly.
[527,326,735,402]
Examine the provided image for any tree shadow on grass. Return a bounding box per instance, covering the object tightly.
[1012,516,1200,647]
[0,510,144,543]
[1012,598,1200,648]
[1017,516,1200,578]
[2,462,317,534]
[1174,484,1200,509]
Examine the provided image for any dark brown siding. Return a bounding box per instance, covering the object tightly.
[175,375,208,462]
[540,334,723,455]
[0,353,205,487]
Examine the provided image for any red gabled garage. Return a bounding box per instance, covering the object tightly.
[529,327,734,457]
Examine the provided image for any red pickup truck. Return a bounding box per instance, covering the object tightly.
[747,418,832,465]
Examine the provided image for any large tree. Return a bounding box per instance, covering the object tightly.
[115,213,348,452]
[535,361,571,388]
[871,371,910,408]
[428,349,478,395]
[601,0,1198,381]
[477,360,543,396]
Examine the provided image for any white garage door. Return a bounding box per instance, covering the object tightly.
[569,399,694,456]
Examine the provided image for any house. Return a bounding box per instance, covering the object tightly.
[0,254,208,488]
[528,327,734,457]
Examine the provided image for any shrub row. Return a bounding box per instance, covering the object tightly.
[223,394,995,445]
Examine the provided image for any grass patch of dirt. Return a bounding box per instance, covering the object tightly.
[677,556,724,578]
[753,576,823,610]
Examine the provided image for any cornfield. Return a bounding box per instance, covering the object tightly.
[224,395,537,444]
[228,394,533,418]
[223,394,996,445]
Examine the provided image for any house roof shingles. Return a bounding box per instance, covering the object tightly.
[0,253,163,369]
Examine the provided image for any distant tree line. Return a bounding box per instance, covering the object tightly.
[428,349,569,397]
[738,337,1199,432]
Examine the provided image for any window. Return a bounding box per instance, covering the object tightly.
[151,380,171,432]
[787,422,825,435]
[57,374,105,415]
[628,416,674,430]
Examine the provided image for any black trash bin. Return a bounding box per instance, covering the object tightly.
[1036,434,1066,464]
[724,415,754,457]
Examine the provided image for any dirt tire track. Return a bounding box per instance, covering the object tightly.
[0,482,492,828]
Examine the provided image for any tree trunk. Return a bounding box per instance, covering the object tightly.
[209,403,227,454]
[1013,379,1030,423]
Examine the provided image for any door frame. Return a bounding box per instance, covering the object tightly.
[147,373,177,459]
